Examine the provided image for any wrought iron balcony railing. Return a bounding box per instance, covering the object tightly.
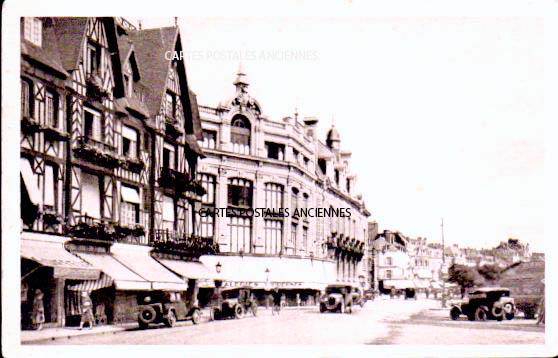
[152,229,219,258]
[67,215,146,244]
[158,168,206,196]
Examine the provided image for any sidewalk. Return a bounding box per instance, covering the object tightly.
[22,306,316,344]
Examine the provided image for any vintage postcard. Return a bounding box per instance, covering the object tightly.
[2,1,556,357]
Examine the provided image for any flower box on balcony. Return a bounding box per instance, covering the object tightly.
[42,210,64,226]
[66,216,117,242]
[21,116,41,135]
[114,224,146,241]
[86,73,109,101]
[164,116,183,138]
[152,231,219,258]
[122,158,145,173]
[158,167,191,194]
[74,136,121,169]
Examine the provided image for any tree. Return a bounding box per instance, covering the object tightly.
[477,264,501,282]
[448,264,484,297]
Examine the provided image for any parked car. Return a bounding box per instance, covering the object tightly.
[137,291,201,329]
[449,287,515,321]
[319,284,354,313]
[209,286,258,320]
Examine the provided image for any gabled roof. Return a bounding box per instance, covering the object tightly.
[130,26,202,139]
[129,26,177,118]
[51,17,89,71]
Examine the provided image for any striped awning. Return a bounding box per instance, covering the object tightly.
[67,273,113,292]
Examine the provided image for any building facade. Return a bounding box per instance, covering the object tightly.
[196,68,371,301]
[19,17,210,328]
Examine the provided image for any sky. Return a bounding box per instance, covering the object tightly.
[135,16,544,252]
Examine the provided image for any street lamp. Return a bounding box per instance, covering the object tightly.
[215,261,222,274]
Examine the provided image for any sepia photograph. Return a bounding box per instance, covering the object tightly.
[2,1,556,357]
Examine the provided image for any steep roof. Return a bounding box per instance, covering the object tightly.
[130,26,202,139]
[21,19,68,77]
[51,17,88,71]
[129,27,177,118]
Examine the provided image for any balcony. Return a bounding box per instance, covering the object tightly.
[86,73,109,101]
[66,215,117,243]
[158,167,206,196]
[74,136,121,169]
[164,115,182,138]
[152,229,219,258]
[66,215,146,244]
[21,116,69,141]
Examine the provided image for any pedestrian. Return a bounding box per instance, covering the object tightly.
[296,293,301,307]
[79,291,95,330]
[272,288,281,315]
[31,289,45,331]
[390,287,395,299]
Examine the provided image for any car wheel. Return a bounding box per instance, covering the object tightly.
[191,309,201,325]
[491,306,504,321]
[139,306,157,326]
[164,310,176,328]
[450,307,461,321]
[475,307,487,321]
[504,304,514,320]
[234,305,245,319]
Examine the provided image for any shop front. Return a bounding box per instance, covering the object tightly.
[20,233,100,329]
[199,254,336,306]
[70,244,189,324]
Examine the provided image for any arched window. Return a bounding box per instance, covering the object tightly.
[231,115,251,155]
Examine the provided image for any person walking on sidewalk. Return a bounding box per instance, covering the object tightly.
[79,291,95,330]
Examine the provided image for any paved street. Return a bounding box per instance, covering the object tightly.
[34,299,544,345]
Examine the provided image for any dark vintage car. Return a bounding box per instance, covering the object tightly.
[209,286,258,320]
[449,287,516,321]
[319,284,356,314]
[137,291,201,329]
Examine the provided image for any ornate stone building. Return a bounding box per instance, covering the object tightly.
[196,68,371,300]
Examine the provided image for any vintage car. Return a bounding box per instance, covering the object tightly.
[351,287,367,307]
[449,287,516,321]
[137,291,201,329]
[209,286,258,320]
[319,284,355,313]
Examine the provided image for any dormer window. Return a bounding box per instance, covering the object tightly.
[86,42,101,76]
[165,91,177,118]
[23,18,42,47]
[123,73,132,97]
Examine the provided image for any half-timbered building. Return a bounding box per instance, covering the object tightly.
[20,17,209,328]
